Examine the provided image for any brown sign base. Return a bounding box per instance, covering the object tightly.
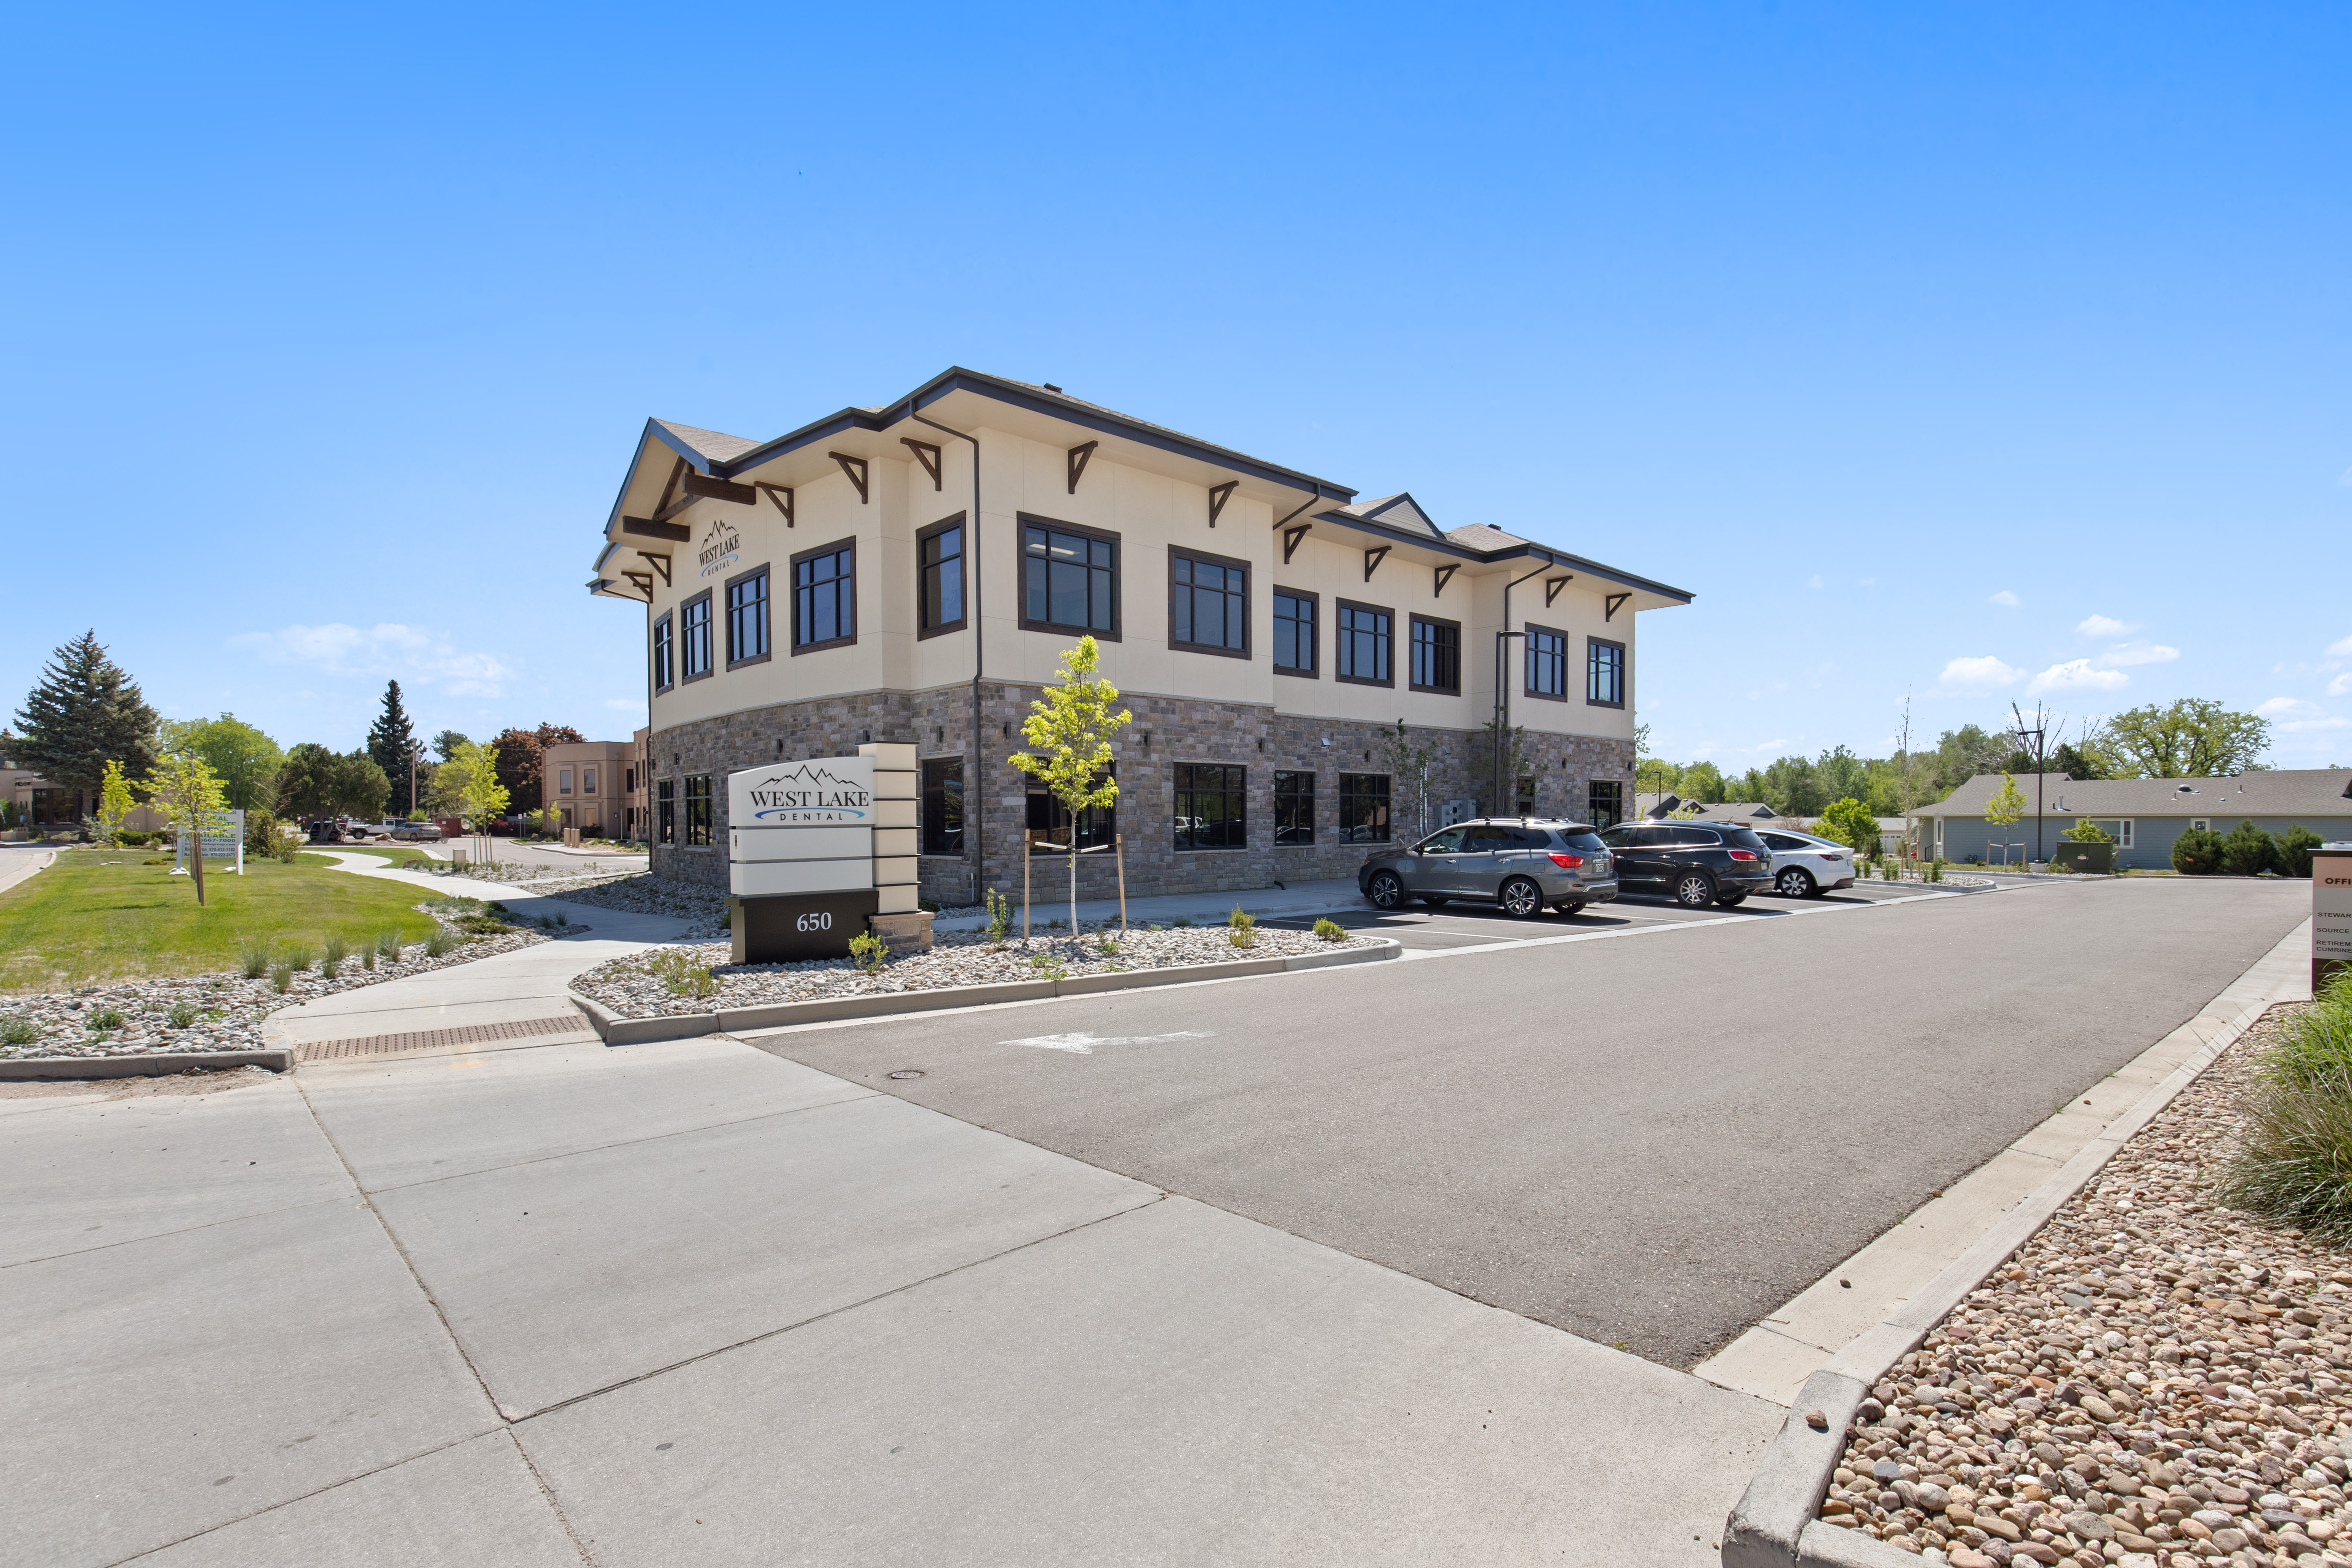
[731,891,880,965]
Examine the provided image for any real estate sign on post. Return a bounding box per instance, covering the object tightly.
[2316,846,2352,992]
[727,757,879,961]
[173,809,245,876]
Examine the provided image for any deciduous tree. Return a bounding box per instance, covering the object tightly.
[162,714,284,813]
[1009,638,1130,936]
[139,752,229,905]
[2105,700,2270,779]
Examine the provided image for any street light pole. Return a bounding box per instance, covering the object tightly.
[2011,702,2049,867]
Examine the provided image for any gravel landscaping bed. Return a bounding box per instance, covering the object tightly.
[575,923,1371,1019]
[1822,1000,2352,1568]
[498,870,730,933]
[0,907,554,1060]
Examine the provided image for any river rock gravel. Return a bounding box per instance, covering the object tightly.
[1821,1000,2352,1568]
[574,922,1372,1018]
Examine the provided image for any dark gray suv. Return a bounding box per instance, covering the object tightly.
[1358,818,1620,918]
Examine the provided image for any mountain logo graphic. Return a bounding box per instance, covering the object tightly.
[740,762,873,822]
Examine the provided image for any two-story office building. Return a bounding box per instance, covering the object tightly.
[589,369,1692,904]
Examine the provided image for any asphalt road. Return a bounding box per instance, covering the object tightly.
[756,877,2309,1368]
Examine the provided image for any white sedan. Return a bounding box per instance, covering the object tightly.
[1755,829,1856,898]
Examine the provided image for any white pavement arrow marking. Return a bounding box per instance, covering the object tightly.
[999,1030,1214,1055]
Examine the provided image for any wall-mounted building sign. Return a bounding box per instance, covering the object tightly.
[697,517,742,579]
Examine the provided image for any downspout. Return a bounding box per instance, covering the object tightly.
[911,404,984,905]
[1494,554,1551,815]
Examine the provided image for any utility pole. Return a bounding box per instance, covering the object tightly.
[2011,701,2050,867]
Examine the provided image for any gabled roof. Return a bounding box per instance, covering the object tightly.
[648,419,763,466]
[1337,493,1443,540]
[1914,769,2352,819]
[1635,793,1781,822]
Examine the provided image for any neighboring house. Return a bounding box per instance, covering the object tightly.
[541,741,634,838]
[1635,794,1784,826]
[3,756,85,826]
[591,368,1692,903]
[1911,770,2352,869]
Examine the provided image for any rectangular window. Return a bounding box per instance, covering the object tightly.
[1021,516,1119,636]
[1170,549,1248,656]
[657,779,675,845]
[683,775,712,847]
[1409,615,1460,694]
[1339,773,1390,842]
[726,565,771,666]
[2088,819,2135,848]
[1525,626,1566,700]
[918,515,966,636]
[624,768,634,794]
[1587,637,1626,707]
[583,767,597,795]
[1273,770,1315,846]
[1027,766,1115,854]
[651,614,674,691]
[921,757,965,854]
[1516,775,1536,816]
[680,593,713,680]
[1173,763,1246,851]
[792,539,856,651]
[1273,590,1316,676]
[557,767,574,796]
[1586,780,1624,828]
[1335,600,1392,686]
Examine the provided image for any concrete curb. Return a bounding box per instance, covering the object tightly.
[1719,922,2310,1568]
[0,1049,293,1079]
[570,938,1401,1044]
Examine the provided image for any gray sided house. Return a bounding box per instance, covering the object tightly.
[1911,770,2352,869]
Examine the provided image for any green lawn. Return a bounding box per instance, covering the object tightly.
[0,851,443,992]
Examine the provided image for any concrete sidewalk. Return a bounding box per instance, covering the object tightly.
[0,844,57,898]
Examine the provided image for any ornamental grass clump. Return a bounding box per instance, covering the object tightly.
[1313,917,1347,942]
[322,933,349,978]
[238,934,272,980]
[424,927,458,959]
[645,948,718,998]
[2214,976,2352,1242]
[1227,905,1256,949]
[167,1001,196,1029]
[376,929,404,965]
[89,1007,125,1033]
[0,1015,39,1046]
[269,961,295,994]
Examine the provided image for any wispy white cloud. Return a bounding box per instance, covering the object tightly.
[1807,575,1824,590]
[2283,716,2349,732]
[1988,590,2021,608]
[603,698,644,711]
[1939,655,2023,689]
[2076,614,2138,638]
[2026,659,2130,696]
[2093,642,2180,669]
[2330,672,2352,698]
[2330,634,2352,657]
[2257,696,2319,717]
[228,623,514,698]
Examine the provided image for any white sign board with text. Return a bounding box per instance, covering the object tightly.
[173,810,245,875]
[726,758,875,898]
[2317,847,2352,988]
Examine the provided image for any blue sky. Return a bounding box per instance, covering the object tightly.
[4,4,2347,769]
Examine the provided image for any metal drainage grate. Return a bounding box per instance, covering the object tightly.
[294,1014,594,1063]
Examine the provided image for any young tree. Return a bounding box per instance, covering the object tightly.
[93,759,135,844]
[139,752,230,906]
[163,714,284,813]
[1381,720,1438,840]
[1009,638,1131,937]
[367,681,418,814]
[1983,772,2027,865]
[11,631,160,799]
[1466,718,1528,814]
[2105,699,2271,779]
[429,739,511,826]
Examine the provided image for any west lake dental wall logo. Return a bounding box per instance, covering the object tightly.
[698,517,742,578]
[741,763,872,824]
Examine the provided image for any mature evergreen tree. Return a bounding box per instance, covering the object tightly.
[12,631,160,796]
[432,729,470,763]
[366,681,418,814]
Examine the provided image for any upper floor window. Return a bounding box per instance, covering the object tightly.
[1525,626,1566,700]
[793,540,856,652]
[1588,637,1626,707]
[557,767,574,796]
[1409,615,1460,694]
[680,594,713,680]
[651,613,673,691]
[726,566,771,666]
[1170,550,1248,656]
[1335,600,1392,687]
[921,757,965,854]
[1273,590,1316,676]
[918,516,966,635]
[1021,517,1118,637]
[583,766,597,795]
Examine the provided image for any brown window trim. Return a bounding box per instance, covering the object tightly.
[1407,612,1462,696]
[651,609,675,692]
[916,512,968,641]
[678,590,716,684]
[789,535,858,656]
[1168,544,1250,660]
[723,562,773,671]
[1523,620,1570,703]
[1272,585,1318,679]
[1587,634,1628,709]
[1333,596,1395,689]
[1017,512,1123,642]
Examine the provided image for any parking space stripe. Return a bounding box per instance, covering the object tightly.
[1390,887,1965,962]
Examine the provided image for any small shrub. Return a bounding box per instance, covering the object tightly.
[985,888,1014,948]
[1095,935,1121,956]
[2279,824,2324,879]
[2171,826,2226,875]
[848,931,890,974]
[1227,906,1256,949]
[1314,917,1347,942]
[2222,819,2280,877]
[645,948,719,998]
[89,1007,124,1032]
[242,808,281,862]
[919,897,941,914]
[238,934,271,980]
[0,1015,40,1045]
[424,928,458,958]
[273,838,301,864]
[454,914,513,936]
[269,962,294,994]
[167,1001,196,1029]
[1172,916,1193,929]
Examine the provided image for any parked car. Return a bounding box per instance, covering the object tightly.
[390,820,444,842]
[1358,818,1619,918]
[303,818,346,845]
[1595,821,1773,907]
[1755,828,1857,899]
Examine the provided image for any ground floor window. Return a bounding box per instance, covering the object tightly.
[1515,775,1536,816]
[1027,767,1114,854]
[1174,763,1245,851]
[684,775,712,847]
[1273,770,1314,846]
[1339,773,1390,842]
[1586,780,1623,828]
[657,779,675,845]
[922,757,964,854]
[2086,818,2135,847]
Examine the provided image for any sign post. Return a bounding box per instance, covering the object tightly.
[2316,845,2352,994]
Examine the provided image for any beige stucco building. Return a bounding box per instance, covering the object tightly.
[541,740,632,838]
[590,369,1691,903]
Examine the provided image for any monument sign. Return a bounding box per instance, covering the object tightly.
[2317,845,2352,992]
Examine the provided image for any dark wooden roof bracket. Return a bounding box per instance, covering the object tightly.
[754,483,793,526]
[901,438,943,490]
[1067,441,1099,494]
[1605,592,1631,621]
[1433,563,1458,598]
[1207,480,1237,527]
[1545,574,1573,608]
[828,452,871,504]
[1282,524,1311,565]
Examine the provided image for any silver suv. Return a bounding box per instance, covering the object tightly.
[1357,818,1620,918]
